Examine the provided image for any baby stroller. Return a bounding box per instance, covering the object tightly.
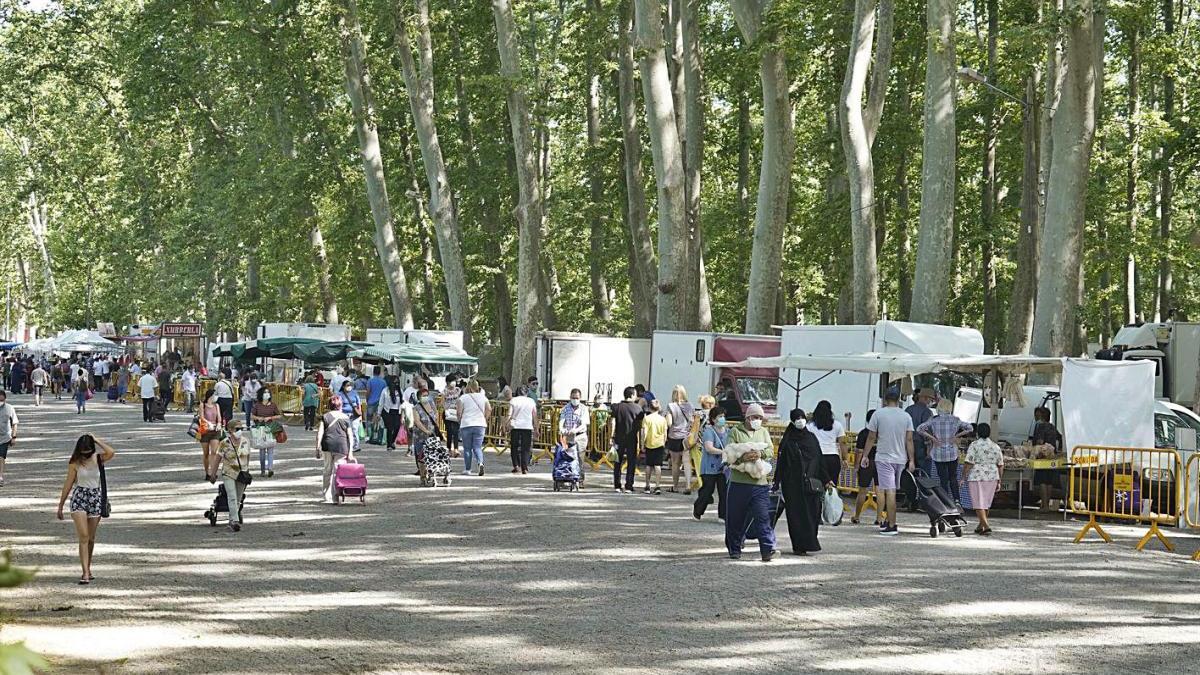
[421,436,452,487]
[204,483,245,526]
[150,399,167,421]
[552,445,581,492]
[903,469,968,538]
[334,459,368,504]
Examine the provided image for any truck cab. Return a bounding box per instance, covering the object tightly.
[649,331,780,420]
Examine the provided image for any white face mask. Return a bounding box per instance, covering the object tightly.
[793,418,807,429]
[263,393,271,402]
[570,398,580,406]
[749,419,762,431]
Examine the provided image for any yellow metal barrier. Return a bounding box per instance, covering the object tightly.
[1185,453,1200,561]
[1067,445,1182,552]
[484,400,511,454]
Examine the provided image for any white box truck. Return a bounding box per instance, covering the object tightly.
[649,331,781,419]
[778,321,985,429]
[365,328,464,350]
[258,322,351,342]
[1100,322,1200,408]
[535,332,651,402]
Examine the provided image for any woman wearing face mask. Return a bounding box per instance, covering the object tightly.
[774,408,834,556]
[241,373,262,428]
[251,387,282,477]
[340,380,363,452]
[723,403,778,562]
[693,406,729,521]
[199,390,224,482]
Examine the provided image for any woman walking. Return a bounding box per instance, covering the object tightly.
[217,420,252,531]
[774,409,834,556]
[315,396,354,503]
[693,406,729,521]
[251,387,282,477]
[73,371,90,414]
[115,363,130,404]
[442,376,462,457]
[665,385,695,495]
[963,423,1004,535]
[412,383,449,486]
[199,390,224,482]
[339,380,363,452]
[806,400,846,489]
[55,434,115,584]
[456,378,491,476]
[241,373,262,428]
[380,376,405,452]
[723,404,778,562]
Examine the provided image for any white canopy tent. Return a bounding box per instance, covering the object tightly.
[48,330,123,355]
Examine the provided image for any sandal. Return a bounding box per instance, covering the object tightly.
[850,517,860,524]
[78,577,90,585]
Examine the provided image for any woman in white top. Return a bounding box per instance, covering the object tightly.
[56,434,116,585]
[456,378,491,476]
[509,386,538,473]
[806,400,847,484]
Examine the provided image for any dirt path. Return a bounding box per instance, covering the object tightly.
[2,395,1199,674]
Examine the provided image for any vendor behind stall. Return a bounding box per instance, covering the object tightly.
[1030,406,1063,512]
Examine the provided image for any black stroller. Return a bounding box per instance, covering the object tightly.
[902,469,967,538]
[204,483,245,527]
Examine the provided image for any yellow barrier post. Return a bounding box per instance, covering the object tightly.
[484,400,510,455]
[1185,453,1200,561]
[531,405,559,465]
[1067,445,1181,552]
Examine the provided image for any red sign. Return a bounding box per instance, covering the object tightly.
[160,323,203,338]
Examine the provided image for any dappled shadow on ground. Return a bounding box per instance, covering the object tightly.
[1,395,1199,674]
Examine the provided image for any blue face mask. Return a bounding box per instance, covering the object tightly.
[716,417,727,428]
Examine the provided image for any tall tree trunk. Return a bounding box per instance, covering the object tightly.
[981,0,999,351]
[1123,23,1140,325]
[682,0,708,329]
[617,1,658,337]
[586,0,612,324]
[1006,75,1040,353]
[493,0,544,383]
[911,0,957,324]
[736,87,751,230]
[838,0,894,325]
[633,0,687,331]
[341,0,414,329]
[1031,0,1098,356]
[732,0,797,334]
[895,68,914,320]
[1158,0,1174,320]
[24,191,56,317]
[400,120,439,326]
[394,0,471,347]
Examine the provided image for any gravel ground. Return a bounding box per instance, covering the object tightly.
[2,395,1200,674]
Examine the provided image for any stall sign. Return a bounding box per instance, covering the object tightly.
[160,323,203,338]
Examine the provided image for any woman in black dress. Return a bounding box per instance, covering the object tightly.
[774,408,836,555]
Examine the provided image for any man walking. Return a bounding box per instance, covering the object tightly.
[181,365,197,413]
[29,362,48,407]
[865,391,915,535]
[611,387,644,493]
[139,367,158,423]
[0,390,18,487]
[906,389,935,473]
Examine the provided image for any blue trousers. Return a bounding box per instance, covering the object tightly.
[725,482,777,556]
[459,425,485,472]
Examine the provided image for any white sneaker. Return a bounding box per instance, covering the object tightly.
[461,470,473,476]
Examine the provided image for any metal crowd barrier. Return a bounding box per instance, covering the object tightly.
[483,400,511,454]
[1067,445,1183,552]
[1185,453,1200,561]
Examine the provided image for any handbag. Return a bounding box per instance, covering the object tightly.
[188,415,201,439]
[85,388,94,401]
[234,444,253,486]
[274,428,289,444]
[98,458,111,518]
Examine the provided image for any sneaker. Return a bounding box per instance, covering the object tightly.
[512,468,520,474]
[614,487,622,493]
[267,470,274,478]
[461,470,473,476]
[761,549,780,563]
[229,522,241,532]
[478,466,485,476]
[880,525,899,536]
[728,552,742,560]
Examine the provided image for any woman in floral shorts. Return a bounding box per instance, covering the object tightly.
[56,434,116,585]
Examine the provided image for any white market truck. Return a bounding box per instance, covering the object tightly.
[777,321,985,429]
[649,331,781,420]
[535,332,651,402]
[1098,322,1200,408]
[365,328,464,350]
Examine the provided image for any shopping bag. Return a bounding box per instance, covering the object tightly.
[367,421,386,446]
[822,486,844,526]
[187,415,201,439]
[395,425,409,447]
[251,425,276,450]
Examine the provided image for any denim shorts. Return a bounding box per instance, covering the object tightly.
[0,442,9,459]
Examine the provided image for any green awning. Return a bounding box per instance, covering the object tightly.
[292,340,375,364]
[217,337,326,362]
[349,343,477,366]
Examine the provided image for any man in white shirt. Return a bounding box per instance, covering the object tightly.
[29,364,48,406]
[130,361,141,378]
[507,386,538,474]
[0,389,18,487]
[181,366,197,413]
[864,391,915,536]
[139,370,159,423]
[92,357,107,391]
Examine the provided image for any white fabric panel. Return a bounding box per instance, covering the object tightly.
[1061,358,1155,450]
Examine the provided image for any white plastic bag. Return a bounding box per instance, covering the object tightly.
[251,425,276,450]
[822,486,844,526]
